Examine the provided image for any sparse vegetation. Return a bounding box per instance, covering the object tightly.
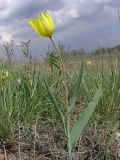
[0,41,119,159]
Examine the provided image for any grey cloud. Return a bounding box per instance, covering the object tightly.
[100,0,120,7]
[0,0,120,56]
[1,0,65,22]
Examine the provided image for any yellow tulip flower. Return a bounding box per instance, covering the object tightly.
[86,60,93,65]
[28,11,54,38]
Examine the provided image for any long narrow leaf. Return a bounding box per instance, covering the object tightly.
[68,62,83,113]
[70,87,102,152]
[44,78,67,136]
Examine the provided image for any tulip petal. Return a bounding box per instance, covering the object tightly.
[38,12,54,37]
[28,19,40,35]
[38,19,49,37]
[28,18,46,37]
[44,11,54,29]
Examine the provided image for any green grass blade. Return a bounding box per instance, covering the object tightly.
[44,78,67,136]
[70,87,102,152]
[68,62,83,113]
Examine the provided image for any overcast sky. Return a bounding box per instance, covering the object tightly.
[0,0,120,58]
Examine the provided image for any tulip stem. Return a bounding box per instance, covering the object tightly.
[49,36,68,106]
[49,37,58,54]
[50,36,71,159]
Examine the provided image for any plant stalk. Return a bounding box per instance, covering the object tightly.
[49,36,71,159]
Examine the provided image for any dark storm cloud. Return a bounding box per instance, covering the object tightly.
[1,0,65,22]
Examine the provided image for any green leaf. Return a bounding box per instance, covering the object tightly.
[44,78,67,136]
[70,87,102,152]
[68,62,83,113]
